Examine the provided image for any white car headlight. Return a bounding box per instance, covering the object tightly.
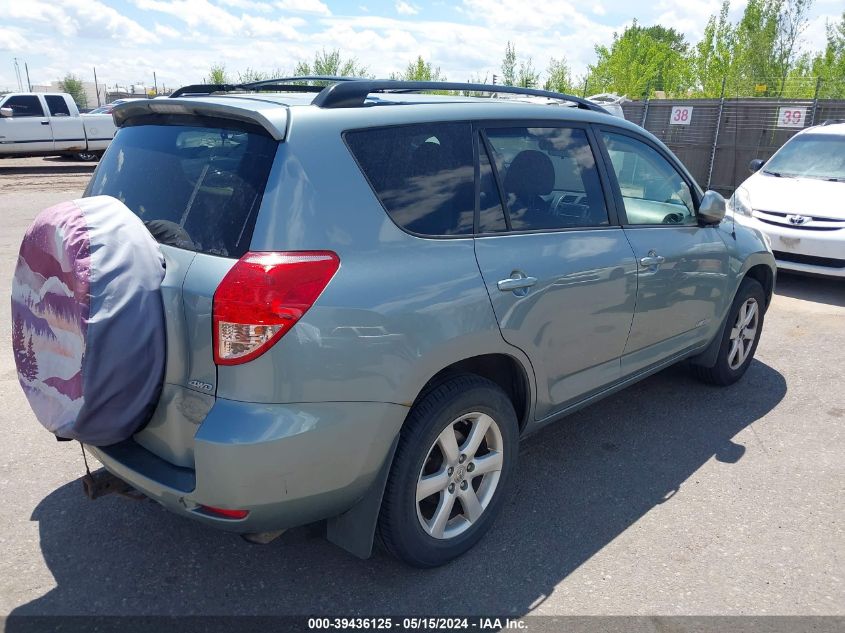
[727,187,753,217]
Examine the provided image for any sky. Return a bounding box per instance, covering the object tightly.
[1,0,842,93]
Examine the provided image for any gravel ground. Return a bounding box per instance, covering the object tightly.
[0,157,842,617]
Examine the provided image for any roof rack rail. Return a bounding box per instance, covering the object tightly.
[239,75,368,88]
[170,76,368,98]
[311,80,610,113]
[821,119,845,126]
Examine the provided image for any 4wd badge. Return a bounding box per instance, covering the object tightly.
[188,380,214,392]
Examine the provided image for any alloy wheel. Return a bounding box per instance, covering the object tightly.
[728,297,759,370]
[415,412,504,540]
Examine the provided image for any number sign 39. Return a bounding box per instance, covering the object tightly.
[670,106,692,125]
[777,107,806,128]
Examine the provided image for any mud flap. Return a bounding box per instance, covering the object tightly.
[690,306,731,368]
[326,435,399,559]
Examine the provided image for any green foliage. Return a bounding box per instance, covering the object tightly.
[391,56,446,81]
[237,68,269,83]
[544,57,574,93]
[586,20,692,98]
[811,12,845,97]
[205,63,229,84]
[57,74,88,109]
[582,0,836,99]
[517,57,539,88]
[693,1,735,96]
[501,41,517,86]
[294,49,369,83]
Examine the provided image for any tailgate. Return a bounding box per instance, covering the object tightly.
[84,113,279,467]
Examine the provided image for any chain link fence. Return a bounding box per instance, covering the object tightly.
[621,97,845,195]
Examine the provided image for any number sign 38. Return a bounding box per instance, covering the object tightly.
[669,106,692,125]
[777,107,806,128]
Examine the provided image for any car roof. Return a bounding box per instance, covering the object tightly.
[799,121,845,137]
[160,90,641,130]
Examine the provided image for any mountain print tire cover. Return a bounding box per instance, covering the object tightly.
[11,195,166,445]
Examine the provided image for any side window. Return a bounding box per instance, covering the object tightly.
[478,134,507,233]
[345,122,474,236]
[45,96,71,117]
[3,96,45,117]
[483,127,609,231]
[601,131,696,226]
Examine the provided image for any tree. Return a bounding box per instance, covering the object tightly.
[517,57,539,88]
[57,74,88,109]
[812,12,845,97]
[693,1,736,96]
[204,63,229,84]
[544,57,574,93]
[12,314,25,367]
[501,41,517,86]
[237,67,269,83]
[773,0,814,94]
[390,56,446,82]
[21,335,38,381]
[586,21,693,98]
[294,49,369,82]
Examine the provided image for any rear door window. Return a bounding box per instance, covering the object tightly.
[345,122,475,236]
[45,95,71,116]
[86,121,278,257]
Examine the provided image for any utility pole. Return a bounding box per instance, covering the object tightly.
[93,67,101,106]
[153,71,158,96]
[13,58,23,91]
[24,62,31,91]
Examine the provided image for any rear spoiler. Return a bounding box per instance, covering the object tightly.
[111,99,288,141]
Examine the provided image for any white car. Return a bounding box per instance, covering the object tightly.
[728,121,845,278]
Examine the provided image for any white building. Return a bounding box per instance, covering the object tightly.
[30,81,108,110]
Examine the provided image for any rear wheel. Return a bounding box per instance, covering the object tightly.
[693,277,766,386]
[378,375,518,567]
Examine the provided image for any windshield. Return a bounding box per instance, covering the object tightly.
[764,134,845,181]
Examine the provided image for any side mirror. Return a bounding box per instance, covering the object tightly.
[0,107,13,118]
[698,190,726,225]
[748,158,765,173]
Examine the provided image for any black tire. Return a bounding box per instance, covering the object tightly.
[693,277,766,386]
[377,375,519,567]
[73,151,100,162]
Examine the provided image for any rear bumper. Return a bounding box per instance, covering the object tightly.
[87,398,408,533]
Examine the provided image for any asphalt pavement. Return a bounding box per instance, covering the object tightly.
[0,157,842,617]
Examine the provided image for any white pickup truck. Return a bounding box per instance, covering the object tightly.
[0,92,116,161]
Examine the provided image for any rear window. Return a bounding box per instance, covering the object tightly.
[86,121,277,257]
[344,122,475,236]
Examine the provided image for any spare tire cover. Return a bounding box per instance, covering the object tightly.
[11,195,166,445]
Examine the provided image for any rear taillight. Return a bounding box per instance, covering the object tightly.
[213,251,340,365]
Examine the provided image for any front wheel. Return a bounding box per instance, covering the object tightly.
[693,277,766,386]
[378,375,519,567]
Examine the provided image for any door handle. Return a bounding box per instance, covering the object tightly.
[40,120,50,126]
[639,252,665,268]
[497,274,537,293]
